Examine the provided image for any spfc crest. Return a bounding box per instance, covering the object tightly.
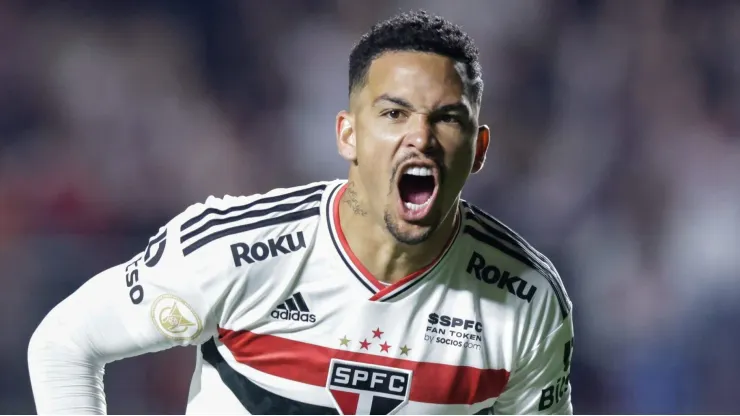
[326,359,412,415]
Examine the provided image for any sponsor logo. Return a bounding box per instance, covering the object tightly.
[466,251,537,303]
[124,256,144,305]
[270,292,316,323]
[326,359,412,415]
[427,313,483,333]
[144,229,167,268]
[124,228,168,304]
[231,231,306,266]
[539,374,570,411]
[150,294,203,341]
[539,338,574,411]
[424,313,483,350]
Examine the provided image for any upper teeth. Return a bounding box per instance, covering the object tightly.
[404,166,433,176]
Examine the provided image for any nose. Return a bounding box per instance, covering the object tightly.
[402,114,436,154]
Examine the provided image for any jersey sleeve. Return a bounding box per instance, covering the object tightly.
[28,200,238,414]
[493,293,575,415]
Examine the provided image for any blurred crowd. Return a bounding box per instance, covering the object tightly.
[2,0,739,413]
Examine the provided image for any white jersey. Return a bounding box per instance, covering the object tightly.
[28,179,574,415]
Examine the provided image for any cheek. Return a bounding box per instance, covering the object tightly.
[445,142,476,178]
[357,125,396,160]
[366,126,400,148]
[355,131,393,189]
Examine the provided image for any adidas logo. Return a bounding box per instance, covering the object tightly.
[271,292,316,323]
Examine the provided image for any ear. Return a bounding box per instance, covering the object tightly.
[471,125,490,174]
[336,111,357,163]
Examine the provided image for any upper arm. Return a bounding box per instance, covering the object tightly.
[493,314,575,415]
[29,201,237,364]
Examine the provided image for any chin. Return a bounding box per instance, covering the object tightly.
[383,210,437,246]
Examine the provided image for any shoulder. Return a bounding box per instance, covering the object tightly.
[122,182,334,330]
[139,181,332,277]
[459,200,572,322]
[174,181,332,258]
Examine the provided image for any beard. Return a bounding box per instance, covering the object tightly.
[383,209,436,245]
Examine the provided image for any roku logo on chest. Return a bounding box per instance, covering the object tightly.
[230,231,306,266]
[466,251,537,303]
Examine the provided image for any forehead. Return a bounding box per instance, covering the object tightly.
[362,51,469,107]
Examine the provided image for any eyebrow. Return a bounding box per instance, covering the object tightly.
[373,94,415,110]
[373,94,470,116]
[434,102,470,116]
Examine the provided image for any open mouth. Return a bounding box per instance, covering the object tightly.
[397,164,439,221]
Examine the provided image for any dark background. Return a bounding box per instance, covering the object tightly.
[2,0,739,413]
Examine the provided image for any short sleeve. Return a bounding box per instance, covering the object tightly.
[493,315,574,415]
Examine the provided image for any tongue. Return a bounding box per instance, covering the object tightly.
[400,175,434,204]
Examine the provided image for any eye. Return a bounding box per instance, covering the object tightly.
[383,109,404,120]
[438,114,460,124]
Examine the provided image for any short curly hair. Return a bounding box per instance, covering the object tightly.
[349,10,483,106]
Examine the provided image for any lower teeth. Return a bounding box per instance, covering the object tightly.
[404,200,431,211]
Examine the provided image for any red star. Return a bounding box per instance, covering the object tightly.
[359,339,371,350]
[372,327,384,339]
[379,341,391,353]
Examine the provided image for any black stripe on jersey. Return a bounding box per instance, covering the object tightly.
[293,293,310,312]
[183,207,320,256]
[465,203,559,273]
[465,211,561,277]
[181,193,323,244]
[463,225,569,318]
[463,202,569,312]
[201,339,337,415]
[325,184,378,294]
[181,184,327,232]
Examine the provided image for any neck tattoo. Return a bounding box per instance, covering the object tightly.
[344,181,368,216]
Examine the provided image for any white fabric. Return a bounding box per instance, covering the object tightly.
[29,180,573,415]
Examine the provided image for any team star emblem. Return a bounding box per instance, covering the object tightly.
[359,339,371,350]
[399,345,411,356]
[339,336,350,347]
[380,341,391,353]
[372,327,384,339]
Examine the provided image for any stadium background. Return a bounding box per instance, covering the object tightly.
[2,0,739,413]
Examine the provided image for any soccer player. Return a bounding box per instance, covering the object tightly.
[28,10,574,415]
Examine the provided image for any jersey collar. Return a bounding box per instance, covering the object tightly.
[325,182,460,302]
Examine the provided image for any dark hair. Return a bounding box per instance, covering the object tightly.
[348,10,483,105]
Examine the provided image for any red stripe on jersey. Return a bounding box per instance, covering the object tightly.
[218,328,509,405]
[368,260,437,301]
[332,184,458,300]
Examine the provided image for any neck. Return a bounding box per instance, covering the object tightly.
[338,180,458,284]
